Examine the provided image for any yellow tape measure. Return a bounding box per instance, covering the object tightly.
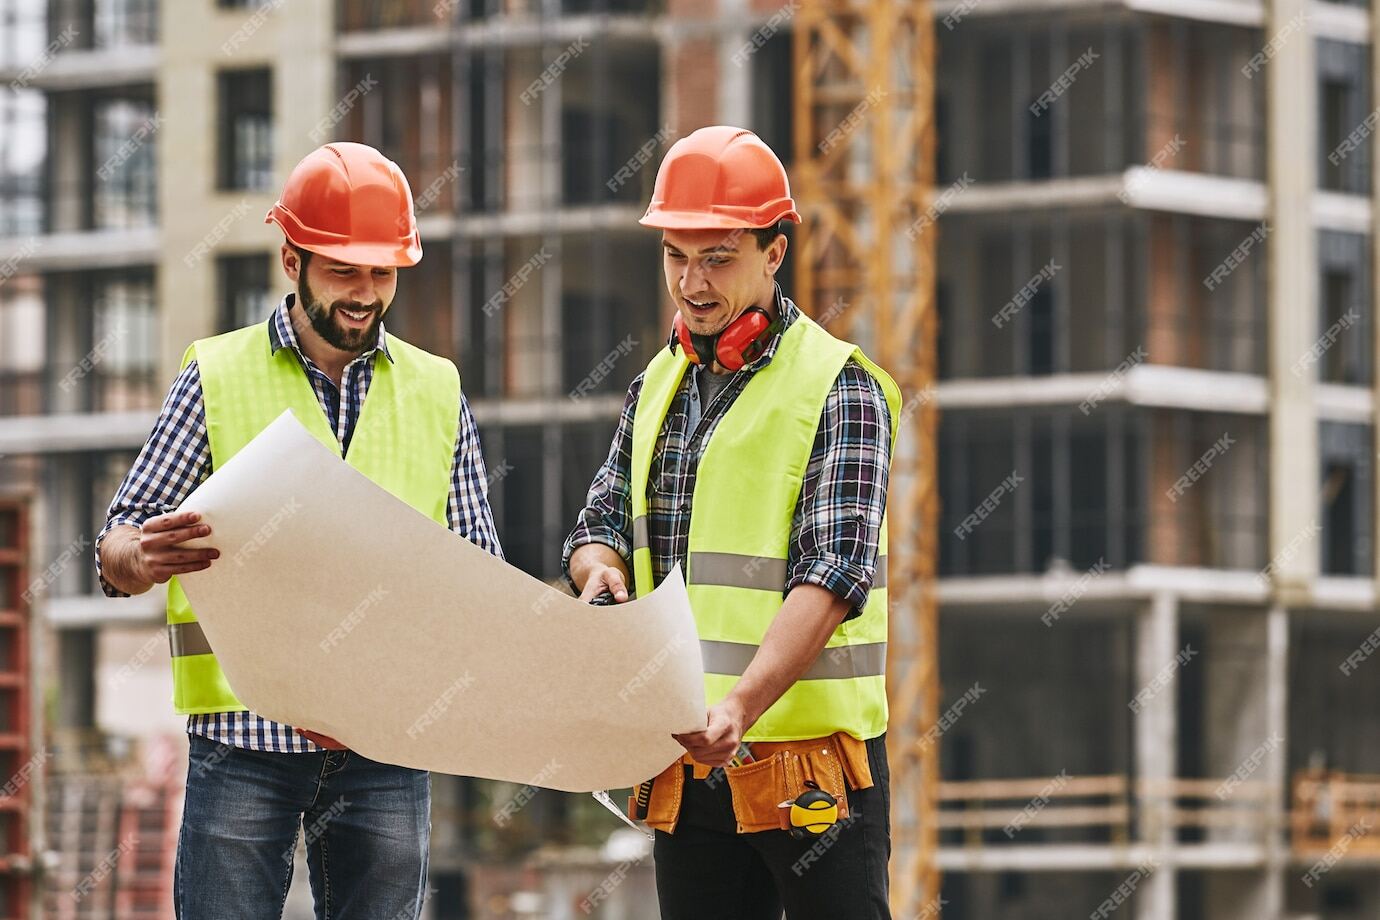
[786,782,839,837]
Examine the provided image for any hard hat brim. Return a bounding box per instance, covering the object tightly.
[293,239,423,268]
[639,208,801,231]
[266,210,422,268]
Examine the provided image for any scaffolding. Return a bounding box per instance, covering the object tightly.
[793,2,940,914]
[0,499,36,920]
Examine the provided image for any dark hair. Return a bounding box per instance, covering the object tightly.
[290,242,313,270]
[750,220,787,250]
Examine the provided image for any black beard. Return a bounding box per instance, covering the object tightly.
[297,276,383,352]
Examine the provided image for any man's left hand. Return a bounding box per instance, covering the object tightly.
[673,698,748,768]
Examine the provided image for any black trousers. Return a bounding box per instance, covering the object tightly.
[653,734,892,920]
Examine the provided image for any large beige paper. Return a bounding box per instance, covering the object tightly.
[177,410,705,792]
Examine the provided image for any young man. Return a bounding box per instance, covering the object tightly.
[95,143,501,919]
[564,126,901,919]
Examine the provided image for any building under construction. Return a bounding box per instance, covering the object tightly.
[0,0,1378,918]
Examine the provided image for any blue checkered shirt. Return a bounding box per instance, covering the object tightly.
[562,291,892,616]
[96,295,503,753]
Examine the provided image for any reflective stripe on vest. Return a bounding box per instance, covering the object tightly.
[169,621,213,658]
[628,312,901,742]
[632,526,892,592]
[686,551,888,592]
[165,319,460,715]
[701,639,888,680]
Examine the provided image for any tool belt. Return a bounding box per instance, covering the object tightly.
[627,732,874,835]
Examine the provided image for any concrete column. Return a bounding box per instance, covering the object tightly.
[503,235,552,398]
[47,93,89,233]
[47,455,95,730]
[44,273,89,414]
[539,50,563,401]
[1202,612,1270,819]
[498,46,548,396]
[716,0,749,128]
[1200,606,1287,920]
[1265,0,1319,604]
[506,46,540,211]
[540,221,562,566]
[1371,0,1380,582]
[1203,871,1280,920]
[1134,590,1178,920]
[56,628,96,730]
[1262,604,1289,920]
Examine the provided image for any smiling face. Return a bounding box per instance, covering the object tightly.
[281,243,399,354]
[661,226,788,336]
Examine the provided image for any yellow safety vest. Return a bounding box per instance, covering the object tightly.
[628,312,901,741]
[166,320,460,714]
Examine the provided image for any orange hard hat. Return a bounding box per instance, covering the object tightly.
[265,142,423,267]
[639,126,801,231]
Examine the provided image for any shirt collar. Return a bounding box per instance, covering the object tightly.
[666,283,797,373]
[268,293,393,364]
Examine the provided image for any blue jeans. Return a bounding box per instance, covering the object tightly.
[175,733,430,920]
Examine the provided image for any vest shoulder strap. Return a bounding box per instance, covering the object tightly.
[381,332,462,391]
[184,322,270,371]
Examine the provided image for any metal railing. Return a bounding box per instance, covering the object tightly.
[938,773,1279,848]
[1292,770,1380,857]
[937,769,1380,860]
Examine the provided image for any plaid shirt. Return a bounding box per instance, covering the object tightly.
[562,291,892,616]
[96,295,503,753]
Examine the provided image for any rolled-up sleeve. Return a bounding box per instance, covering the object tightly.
[561,373,643,587]
[95,361,212,597]
[786,362,893,618]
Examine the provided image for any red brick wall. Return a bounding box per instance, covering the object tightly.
[667,38,720,136]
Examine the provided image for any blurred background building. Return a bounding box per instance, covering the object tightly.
[0,0,1377,918]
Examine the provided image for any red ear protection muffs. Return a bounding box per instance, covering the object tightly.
[674,307,776,372]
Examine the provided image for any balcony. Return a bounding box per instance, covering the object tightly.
[0,0,158,91]
[0,369,159,420]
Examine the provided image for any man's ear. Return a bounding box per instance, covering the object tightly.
[765,233,788,277]
[281,242,302,283]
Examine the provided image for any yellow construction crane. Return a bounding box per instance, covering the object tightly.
[793,1,940,915]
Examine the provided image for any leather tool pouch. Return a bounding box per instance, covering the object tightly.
[626,759,686,834]
[628,733,874,835]
[724,732,873,834]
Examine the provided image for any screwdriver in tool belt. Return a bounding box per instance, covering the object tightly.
[729,743,755,767]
